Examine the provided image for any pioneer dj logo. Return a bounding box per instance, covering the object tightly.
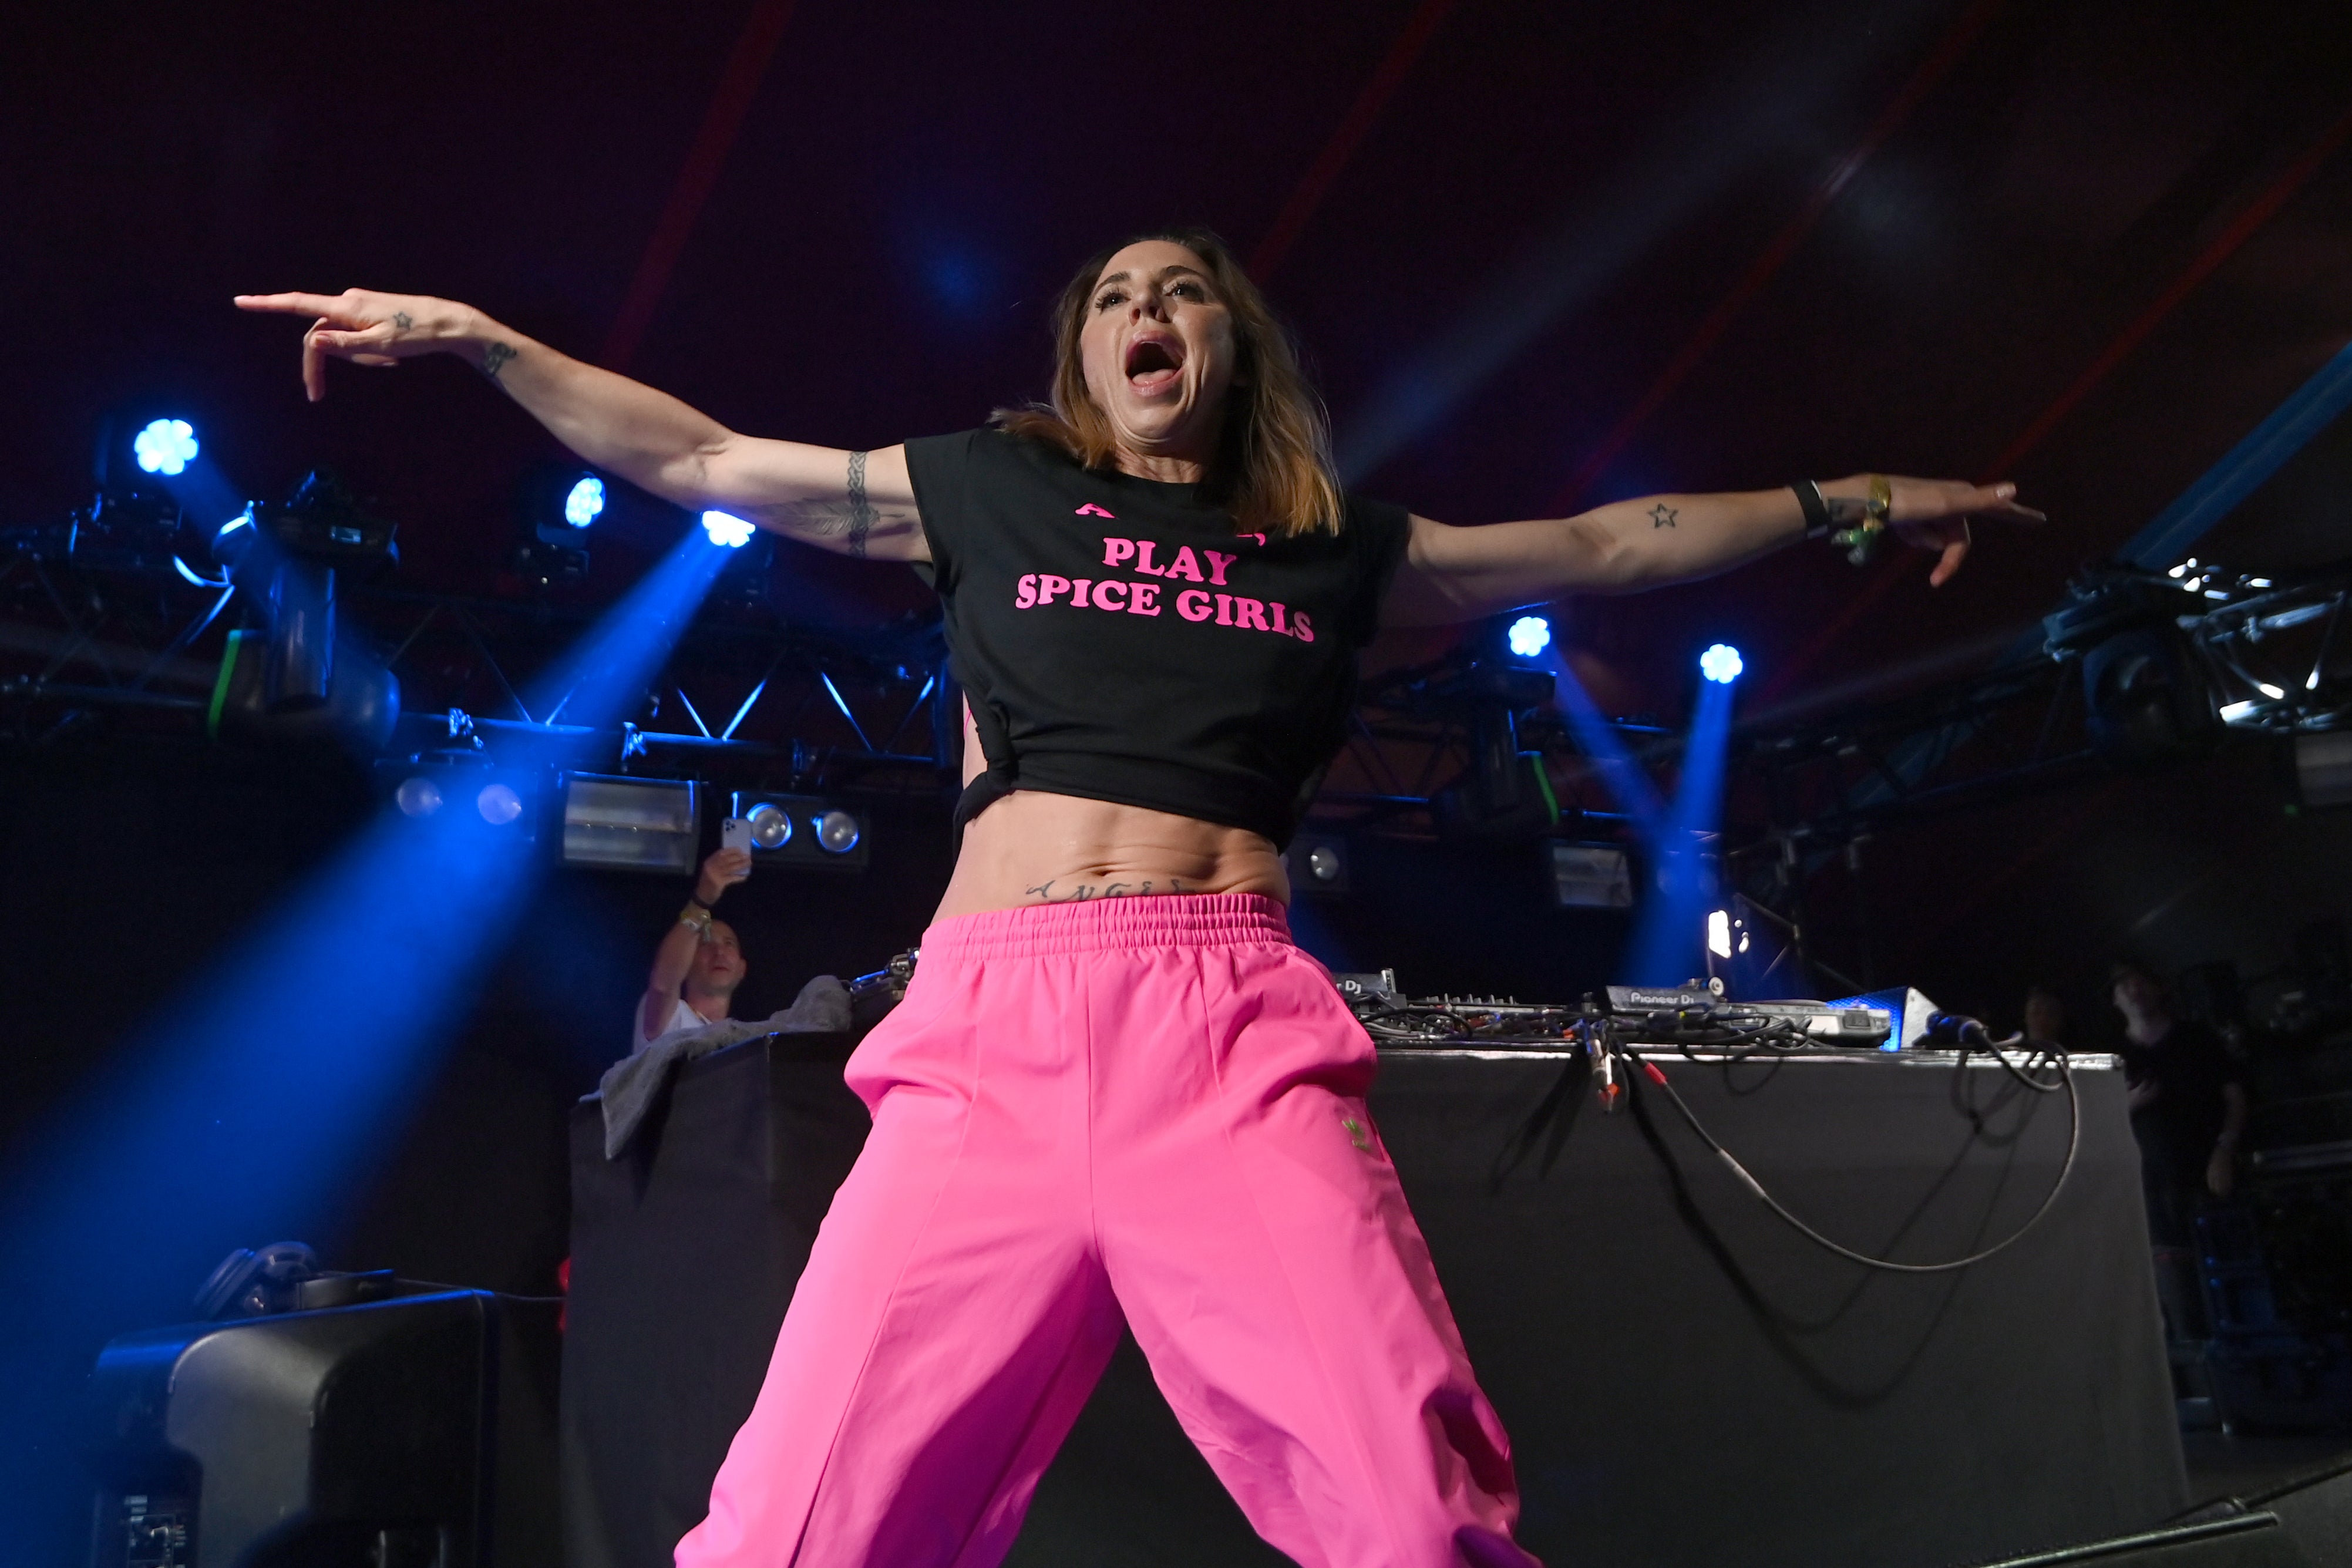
[1620,988,1709,1010]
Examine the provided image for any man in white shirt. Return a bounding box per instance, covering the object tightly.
[635,846,751,1052]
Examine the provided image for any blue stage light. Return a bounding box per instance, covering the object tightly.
[1507,614,1552,659]
[1700,643,1744,684]
[701,510,755,549]
[564,476,605,529]
[133,418,200,476]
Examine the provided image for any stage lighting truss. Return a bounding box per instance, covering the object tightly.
[2146,559,2348,735]
[1311,645,1659,843]
[0,522,956,775]
[728,790,869,873]
[1699,557,2352,976]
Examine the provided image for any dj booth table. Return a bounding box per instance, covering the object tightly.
[567,1038,2183,1568]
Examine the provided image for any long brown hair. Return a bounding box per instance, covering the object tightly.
[991,227,1345,538]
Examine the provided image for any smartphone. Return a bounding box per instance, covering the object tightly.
[721,817,754,856]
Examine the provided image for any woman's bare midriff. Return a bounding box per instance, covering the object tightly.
[932,790,1290,922]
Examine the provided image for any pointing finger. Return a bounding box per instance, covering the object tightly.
[236,291,358,320]
[1974,481,2045,524]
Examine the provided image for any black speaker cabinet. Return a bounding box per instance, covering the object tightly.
[83,1290,560,1568]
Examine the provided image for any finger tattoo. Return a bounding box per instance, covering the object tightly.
[846,450,874,559]
[480,341,517,381]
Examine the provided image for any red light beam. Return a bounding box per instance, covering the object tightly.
[1249,0,1462,286]
[600,0,799,372]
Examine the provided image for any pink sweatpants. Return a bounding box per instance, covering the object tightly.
[674,894,1536,1568]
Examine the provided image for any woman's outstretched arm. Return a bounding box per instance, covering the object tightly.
[1379,475,2040,627]
[233,289,927,562]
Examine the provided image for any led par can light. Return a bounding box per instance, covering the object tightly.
[1284,833,1350,896]
[371,757,541,843]
[560,773,701,873]
[743,800,793,849]
[729,792,869,873]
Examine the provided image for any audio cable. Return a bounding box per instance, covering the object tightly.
[1613,1013,2081,1274]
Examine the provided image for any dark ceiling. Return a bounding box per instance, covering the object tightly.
[4,0,2349,718]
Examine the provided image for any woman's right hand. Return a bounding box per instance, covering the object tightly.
[233,289,477,402]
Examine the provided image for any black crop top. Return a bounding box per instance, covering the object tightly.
[903,429,1412,847]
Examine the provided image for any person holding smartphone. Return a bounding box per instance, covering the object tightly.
[636,844,752,1054]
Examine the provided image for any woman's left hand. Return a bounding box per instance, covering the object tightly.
[1827,475,2045,588]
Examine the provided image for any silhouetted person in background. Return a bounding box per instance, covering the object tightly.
[2023,984,2068,1050]
[2114,958,2248,1340]
[2114,959,2249,1223]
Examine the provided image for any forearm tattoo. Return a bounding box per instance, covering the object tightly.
[846,449,874,559]
[479,341,517,381]
[1649,503,1678,529]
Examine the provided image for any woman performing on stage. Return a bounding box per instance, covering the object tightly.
[240,229,2031,1568]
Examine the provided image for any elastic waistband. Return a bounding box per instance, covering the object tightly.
[920,893,1293,961]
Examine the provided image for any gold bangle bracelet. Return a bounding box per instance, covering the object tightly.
[1828,476,1895,566]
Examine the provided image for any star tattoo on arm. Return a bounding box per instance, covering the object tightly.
[1649,503,1678,529]
[392,311,413,331]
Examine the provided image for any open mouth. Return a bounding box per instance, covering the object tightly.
[1125,334,1184,394]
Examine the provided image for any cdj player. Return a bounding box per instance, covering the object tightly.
[1331,970,1896,1051]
